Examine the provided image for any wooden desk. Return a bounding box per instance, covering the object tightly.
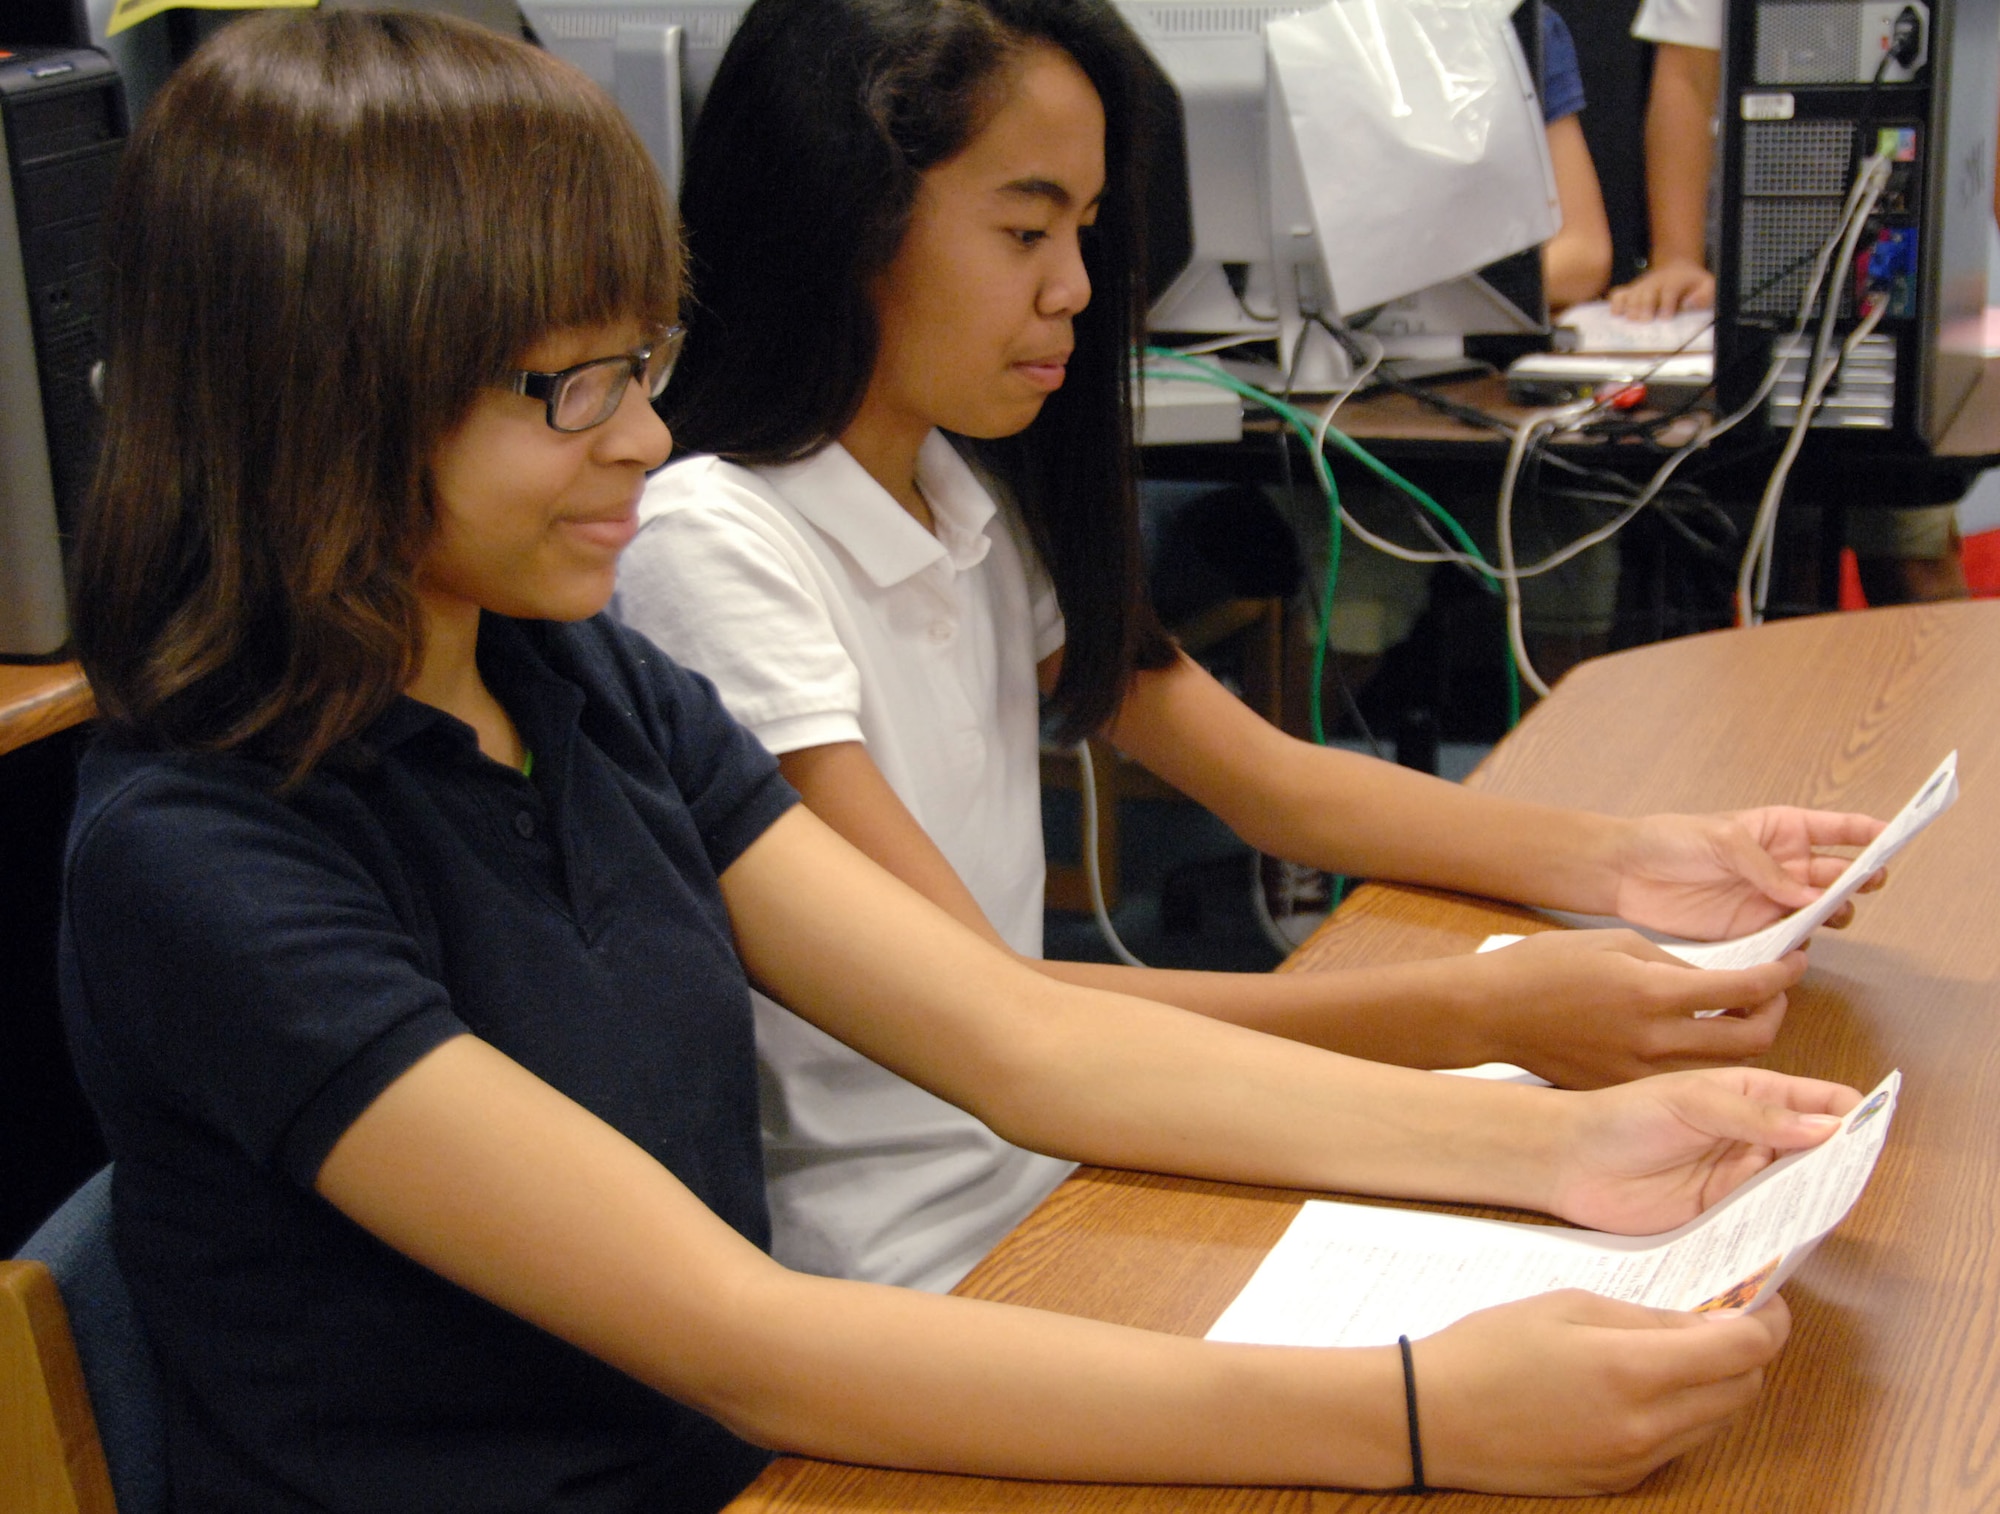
[0,662,92,759]
[731,601,2000,1514]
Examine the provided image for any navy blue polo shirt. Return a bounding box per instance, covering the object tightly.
[59,614,797,1514]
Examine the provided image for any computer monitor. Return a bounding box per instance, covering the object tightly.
[518,0,753,188]
[1114,0,1551,384]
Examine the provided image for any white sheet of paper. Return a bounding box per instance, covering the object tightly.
[1207,1071,1900,1349]
[1449,752,1959,1060]
[1654,752,1958,971]
[1436,755,1957,1080]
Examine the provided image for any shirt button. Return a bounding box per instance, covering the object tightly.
[514,811,536,839]
[930,622,955,644]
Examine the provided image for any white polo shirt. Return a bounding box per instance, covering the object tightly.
[614,433,1073,1292]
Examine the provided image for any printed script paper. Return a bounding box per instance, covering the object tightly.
[1206,1072,1899,1349]
[1442,753,1959,1079]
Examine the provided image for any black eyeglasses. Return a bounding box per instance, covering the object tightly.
[509,325,685,433]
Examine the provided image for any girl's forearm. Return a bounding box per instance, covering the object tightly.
[1237,745,1635,913]
[724,809,1569,1209]
[1034,952,1499,1068]
[1105,658,1635,913]
[318,1035,1416,1490]
[967,970,1564,1212]
[707,1271,1410,1488]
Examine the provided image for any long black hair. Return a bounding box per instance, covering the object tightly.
[664,0,1174,741]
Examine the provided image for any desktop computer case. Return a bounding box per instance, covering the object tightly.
[1715,0,1999,447]
[0,46,124,659]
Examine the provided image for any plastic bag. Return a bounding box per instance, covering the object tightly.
[1267,0,1557,315]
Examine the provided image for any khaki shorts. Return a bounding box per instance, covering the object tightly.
[1842,502,1959,559]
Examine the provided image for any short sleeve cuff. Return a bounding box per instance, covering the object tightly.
[1631,0,1722,49]
[700,768,800,876]
[747,708,865,757]
[279,1007,469,1188]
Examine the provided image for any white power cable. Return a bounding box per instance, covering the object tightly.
[1741,295,1889,620]
[1495,403,1597,697]
[1313,328,1385,443]
[1170,332,1273,357]
[1075,739,1147,967]
[1737,153,1894,625]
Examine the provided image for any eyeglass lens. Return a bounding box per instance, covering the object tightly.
[550,332,684,432]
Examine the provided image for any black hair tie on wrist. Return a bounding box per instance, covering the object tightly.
[1399,1333,1427,1494]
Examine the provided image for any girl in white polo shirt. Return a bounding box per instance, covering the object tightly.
[615,0,1885,1295]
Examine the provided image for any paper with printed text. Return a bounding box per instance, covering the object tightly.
[1206,1072,1900,1348]
[1442,752,1959,1081]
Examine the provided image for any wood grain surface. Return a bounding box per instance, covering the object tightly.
[0,663,92,759]
[0,1260,117,1514]
[730,602,2000,1514]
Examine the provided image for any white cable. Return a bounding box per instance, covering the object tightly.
[1495,408,1587,698]
[1075,739,1147,968]
[1306,333,1486,570]
[1477,149,1893,609]
[1739,295,1889,623]
[1165,332,1275,358]
[1736,154,1894,625]
[1312,328,1384,444]
[1249,851,1311,956]
[1331,508,1466,565]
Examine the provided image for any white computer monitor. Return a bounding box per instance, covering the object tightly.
[517,0,754,188]
[1114,0,1551,384]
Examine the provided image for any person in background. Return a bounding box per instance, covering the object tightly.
[1607,0,1969,605]
[1541,3,1615,312]
[1605,2,1718,323]
[618,0,1886,1298]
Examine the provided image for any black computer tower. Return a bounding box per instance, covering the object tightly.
[1714,0,1999,447]
[0,45,124,659]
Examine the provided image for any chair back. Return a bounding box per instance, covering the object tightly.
[1,1258,119,1514]
[11,1167,167,1514]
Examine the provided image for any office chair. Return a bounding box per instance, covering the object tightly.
[8,1166,167,1514]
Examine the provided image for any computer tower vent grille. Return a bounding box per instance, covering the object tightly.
[1739,198,1855,317]
[1755,2,1862,83]
[1744,120,1859,195]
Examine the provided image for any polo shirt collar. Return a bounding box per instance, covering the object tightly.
[763,432,995,589]
[359,616,583,765]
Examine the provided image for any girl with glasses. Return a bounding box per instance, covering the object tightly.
[615,0,1885,1298]
[67,9,1854,1510]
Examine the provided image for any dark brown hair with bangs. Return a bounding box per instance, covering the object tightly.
[71,7,680,781]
